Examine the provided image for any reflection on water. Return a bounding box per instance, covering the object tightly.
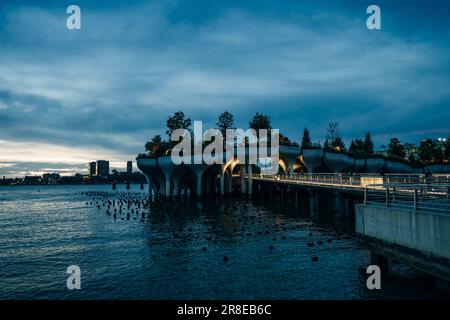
[0,185,447,299]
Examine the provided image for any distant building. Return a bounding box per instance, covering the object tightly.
[42,173,60,184]
[127,161,133,175]
[24,176,41,184]
[89,161,96,176]
[435,138,448,153]
[403,143,419,159]
[96,160,110,177]
[0,176,14,186]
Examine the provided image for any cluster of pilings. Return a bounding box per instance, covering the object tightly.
[251,180,363,230]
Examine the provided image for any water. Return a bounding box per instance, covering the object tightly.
[0,185,447,299]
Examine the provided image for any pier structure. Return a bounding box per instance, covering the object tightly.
[137,143,450,285]
[137,145,450,199]
[356,184,450,287]
[136,143,450,199]
[136,145,301,198]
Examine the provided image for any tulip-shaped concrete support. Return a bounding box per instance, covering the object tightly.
[196,175,202,198]
[165,176,171,197]
[240,165,246,194]
[220,171,225,196]
[247,164,253,195]
[147,179,153,200]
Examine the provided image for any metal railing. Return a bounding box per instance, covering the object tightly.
[364,184,450,213]
[383,174,450,184]
[252,173,450,188]
[254,173,376,187]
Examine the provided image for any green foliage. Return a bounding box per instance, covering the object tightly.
[216,111,235,137]
[419,139,443,162]
[144,135,171,159]
[249,113,272,131]
[348,138,365,156]
[323,139,330,151]
[166,111,192,138]
[279,133,292,146]
[363,132,374,154]
[387,138,405,158]
[301,128,312,150]
[326,122,345,152]
[348,132,374,156]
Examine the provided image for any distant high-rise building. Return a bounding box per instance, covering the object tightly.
[96,160,110,177]
[89,161,96,176]
[127,161,133,175]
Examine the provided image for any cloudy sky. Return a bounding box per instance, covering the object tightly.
[0,0,449,177]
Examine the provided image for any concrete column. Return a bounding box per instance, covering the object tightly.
[332,190,341,216]
[173,178,180,197]
[206,173,212,195]
[247,164,253,195]
[240,165,246,194]
[220,171,225,195]
[309,190,318,219]
[196,175,202,197]
[147,179,153,199]
[227,173,232,193]
[165,177,171,197]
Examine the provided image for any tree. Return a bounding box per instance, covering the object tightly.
[145,135,171,163]
[349,138,365,156]
[323,139,330,151]
[216,111,235,137]
[363,132,374,154]
[279,133,292,146]
[301,128,312,150]
[166,111,192,138]
[349,140,356,152]
[249,113,272,131]
[326,122,345,152]
[419,139,442,163]
[387,138,405,158]
[331,136,346,152]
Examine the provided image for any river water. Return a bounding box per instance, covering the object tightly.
[0,185,447,299]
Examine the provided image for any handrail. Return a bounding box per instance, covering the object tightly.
[251,173,450,188]
[364,183,450,213]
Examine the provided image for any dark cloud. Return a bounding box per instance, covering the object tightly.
[0,0,449,176]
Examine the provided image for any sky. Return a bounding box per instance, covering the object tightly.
[0,0,449,177]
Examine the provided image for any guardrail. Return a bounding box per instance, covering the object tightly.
[255,173,377,187]
[364,184,450,213]
[384,174,450,184]
[253,173,450,187]
[252,174,450,212]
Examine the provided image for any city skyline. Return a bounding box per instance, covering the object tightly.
[1,0,450,177]
[0,158,134,179]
